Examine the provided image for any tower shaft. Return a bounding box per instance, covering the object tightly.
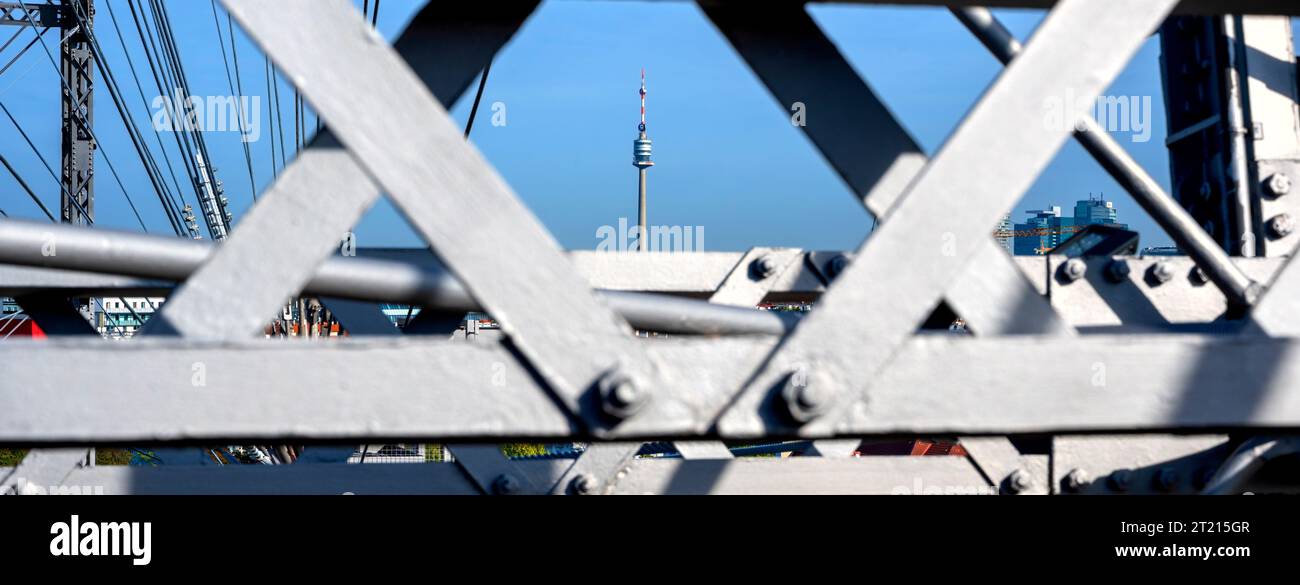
[638,167,648,251]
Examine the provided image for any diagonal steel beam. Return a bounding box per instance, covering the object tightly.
[700,0,1070,337]
[1247,257,1300,336]
[547,442,643,495]
[222,0,661,424]
[698,0,923,214]
[151,2,540,340]
[716,0,1180,437]
[951,6,1260,310]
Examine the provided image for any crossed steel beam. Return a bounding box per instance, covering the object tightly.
[4,0,1300,495]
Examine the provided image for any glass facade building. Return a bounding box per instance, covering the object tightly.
[1013,198,1127,255]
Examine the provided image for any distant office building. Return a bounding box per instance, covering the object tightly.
[1074,196,1120,225]
[1013,197,1128,255]
[1014,206,1064,256]
[96,297,165,338]
[1141,246,1183,256]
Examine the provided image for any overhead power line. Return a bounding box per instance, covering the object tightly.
[210,0,257,202]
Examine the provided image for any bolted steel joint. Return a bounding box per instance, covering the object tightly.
[1061,258,1087,282]
[1267,173,1292,197]
[1004,469,1032,495]
[1104,259,1130,283]
[1190,266,1209,286]
[1150,261,1176,285]
[780,370,829,424]
[752,254,781,280]
[1063,468,1090,493]
[1269,213,1295,239]
[599,371,648,420]
[491,473,521,496]
[569,473,600,496]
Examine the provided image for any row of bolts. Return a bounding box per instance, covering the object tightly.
[490,231,1263,493]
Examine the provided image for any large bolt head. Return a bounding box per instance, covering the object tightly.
[781,370,829,424]
[492,474,521,496]
[599,372,647,420]
[753,255,780,279]
[1151,262,1176,284]
[1267,173,1292,197]
[828,255,850,279]
[1104,259,1131,283]
[1108,469,1132,492]
[570,474,599,496]
[1005,469,1032,494]
[1062,258,1087,282]
[1269,213,1295,238]
[1064,468,1090,493]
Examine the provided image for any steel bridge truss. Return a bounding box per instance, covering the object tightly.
[5,0,1300,495]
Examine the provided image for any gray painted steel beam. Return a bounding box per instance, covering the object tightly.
[222,0,656,422]
[0,337,576,442]
[546,442,642,495]
[605,455,991,495]
[701,0,1071,338]
[9,335,1300,441]
[716,0,1178,438]
[38,455,996,495]
[152,2,540,341]
[0,448,91,495]
[951,6,1261,309]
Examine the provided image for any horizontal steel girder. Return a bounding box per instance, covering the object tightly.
[3,333,1300,443]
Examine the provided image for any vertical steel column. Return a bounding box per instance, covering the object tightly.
[59,0,93,226]
[1161,16,1300,259]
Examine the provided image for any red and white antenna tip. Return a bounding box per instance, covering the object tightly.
[639,68,648,130]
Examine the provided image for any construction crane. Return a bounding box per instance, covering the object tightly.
[992,224,1087,255]
[991,225,1086,239]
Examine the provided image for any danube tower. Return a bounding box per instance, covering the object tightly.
[632,68,655,251]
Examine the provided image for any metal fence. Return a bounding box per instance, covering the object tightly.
[4,0,1300,494]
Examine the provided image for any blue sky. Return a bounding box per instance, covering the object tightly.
[2,1,1298,251]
